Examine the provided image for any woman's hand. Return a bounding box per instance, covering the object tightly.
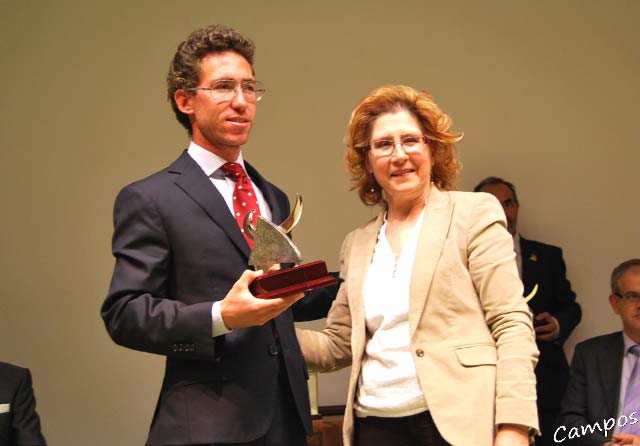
[494,424,531,446]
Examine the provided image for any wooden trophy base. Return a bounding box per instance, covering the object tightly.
[249,260,337,299]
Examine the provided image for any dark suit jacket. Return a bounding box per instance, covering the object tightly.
[559,332,624,446]
[520,237,581,412]
[0,362,46,446]
[101,151,336,445]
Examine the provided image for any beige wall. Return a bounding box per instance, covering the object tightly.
[0,0,638,444]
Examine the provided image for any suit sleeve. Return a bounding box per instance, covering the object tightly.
[101,184,216,359]
[11,368,46,446]
[549,246,581,344]
[467,194,540,432]
[558,344,608,446]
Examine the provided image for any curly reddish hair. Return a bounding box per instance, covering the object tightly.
[345,85,463,206]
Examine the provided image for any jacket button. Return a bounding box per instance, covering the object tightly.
[415,349,424,357]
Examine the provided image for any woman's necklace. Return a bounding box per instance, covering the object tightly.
[386,203,426,279]
[392,254,399,278]
[387,223,409,279]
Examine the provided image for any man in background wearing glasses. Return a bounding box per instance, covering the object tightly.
[101,24,336,446]
[558,259,640,446]
[474,176,582,446]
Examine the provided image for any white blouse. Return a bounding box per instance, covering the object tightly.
[354,209,428,418]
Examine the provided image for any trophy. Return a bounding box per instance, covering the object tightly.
[244,194,338,299]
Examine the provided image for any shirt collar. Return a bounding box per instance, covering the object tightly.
[622,331,639,355]
[513,233,521,254]
[186,141,246,178]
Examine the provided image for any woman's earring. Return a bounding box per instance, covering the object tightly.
[369,173,376,193]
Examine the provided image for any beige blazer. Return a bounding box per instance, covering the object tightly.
[297,188,539,446]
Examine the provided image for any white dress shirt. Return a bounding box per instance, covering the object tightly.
[187,142,272,337]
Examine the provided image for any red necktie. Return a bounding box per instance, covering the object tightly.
[222,162,261,248]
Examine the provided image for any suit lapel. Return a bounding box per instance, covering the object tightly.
[520,237,537,296]
[169,151,251,259]
[409,187,453,337]
[245,161,287,226]
[599,332,624,415]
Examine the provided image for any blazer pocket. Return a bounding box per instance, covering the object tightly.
[454,344,497,367]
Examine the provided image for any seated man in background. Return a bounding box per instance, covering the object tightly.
[0,361,47,445]
[558,259,640,446]
[474,176,582,445]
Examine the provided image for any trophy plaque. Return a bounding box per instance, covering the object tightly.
[244,195,338,299]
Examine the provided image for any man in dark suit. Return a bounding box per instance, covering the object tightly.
[101,24,336,446]
[558,259,640,446]
[0,362,46,446]
[475,176,582,446]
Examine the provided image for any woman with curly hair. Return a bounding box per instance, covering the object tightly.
[298,85,539,446]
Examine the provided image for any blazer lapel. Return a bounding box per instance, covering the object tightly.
[599,332,624,416]
[409,187,453,337]
[348,213,384,352]
[169,151,251,259]
[344,188,453,343]
[409,186,453,336]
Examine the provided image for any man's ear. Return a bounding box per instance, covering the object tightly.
[609,293,621,315]
[174,89,194,115]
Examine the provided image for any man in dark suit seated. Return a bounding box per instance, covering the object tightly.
[0,362,46,446]
[475,176,582,446]
[101,24,337,446]
[558,259,640,446]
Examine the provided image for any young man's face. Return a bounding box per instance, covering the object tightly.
[178,51,257,159]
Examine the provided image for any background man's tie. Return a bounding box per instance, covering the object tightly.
[622,344,640,435]
[222,162,261,248]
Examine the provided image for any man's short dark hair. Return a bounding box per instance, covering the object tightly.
[473,176,519,204]
[167,24,255,134]
[610,259,640,295]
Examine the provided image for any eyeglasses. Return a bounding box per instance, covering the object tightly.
[500,198,518,209]
[615,291,640,301]
[186,79,266,103]
[368,134,428,157]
